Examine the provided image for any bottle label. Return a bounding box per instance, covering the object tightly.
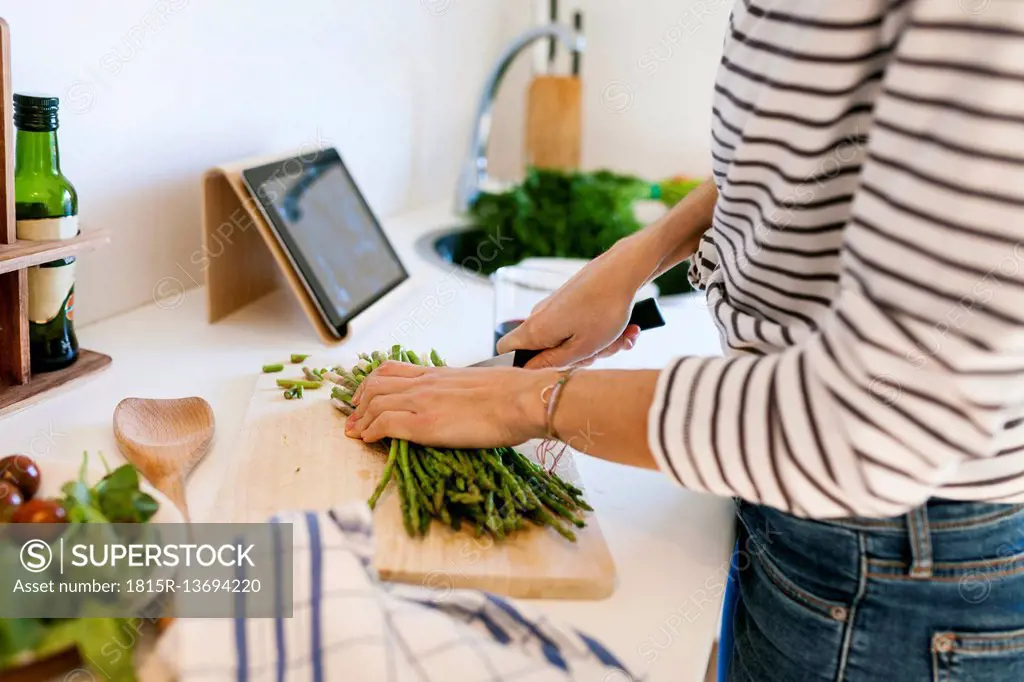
[27,261,75,323]
[16,215,78,241]
[17,216,78,323]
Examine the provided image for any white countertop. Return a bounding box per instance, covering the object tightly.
[2,203,735,682]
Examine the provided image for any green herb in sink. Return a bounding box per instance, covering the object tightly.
[465,167,699,295]
[653,175,703,208]
[469,167,650,270]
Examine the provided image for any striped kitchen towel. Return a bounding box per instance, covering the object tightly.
[160,505,636,681]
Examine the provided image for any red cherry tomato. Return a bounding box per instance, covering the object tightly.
[11,498,67,525]
[0,482,24,521]
[0,455,41,500]
[10,498,68,543]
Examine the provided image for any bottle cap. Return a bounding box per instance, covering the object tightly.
[14,93,60,132]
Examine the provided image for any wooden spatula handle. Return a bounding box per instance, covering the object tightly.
[160,476,191,523]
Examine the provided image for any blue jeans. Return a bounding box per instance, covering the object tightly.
[729,500,1024,681]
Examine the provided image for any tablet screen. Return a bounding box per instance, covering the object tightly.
[243,149,407,332]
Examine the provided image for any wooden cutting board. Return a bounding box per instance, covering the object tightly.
[210,360,616,599]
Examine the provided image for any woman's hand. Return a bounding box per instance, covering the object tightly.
[344,361,558,447]
[496,237,652,369]
[497,179,717,369]
[345,361,662,471]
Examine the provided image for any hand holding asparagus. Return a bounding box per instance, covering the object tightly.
[327,346,591,541]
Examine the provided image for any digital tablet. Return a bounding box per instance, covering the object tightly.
[242,148,408,338]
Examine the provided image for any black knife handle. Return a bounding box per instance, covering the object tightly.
[512,297,666,368]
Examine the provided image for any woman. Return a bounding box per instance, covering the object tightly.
[347,1,1024,679]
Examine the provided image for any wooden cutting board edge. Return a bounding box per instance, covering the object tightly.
[377,563,617,601]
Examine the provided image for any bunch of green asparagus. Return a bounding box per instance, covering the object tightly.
[325,346,592,541]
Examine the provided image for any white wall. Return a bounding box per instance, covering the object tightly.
[0,0,514,324]
[489,0,731,183]
[0,0,729,324]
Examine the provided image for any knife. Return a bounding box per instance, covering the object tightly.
[472,297,666,368]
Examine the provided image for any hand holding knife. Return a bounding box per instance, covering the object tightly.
[472,297,666,368]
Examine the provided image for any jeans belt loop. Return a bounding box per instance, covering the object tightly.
[907,505,934,579]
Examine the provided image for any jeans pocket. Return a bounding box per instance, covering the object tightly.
[732,548,849,681]
[932,628,1024,682]
[753,547,851,624]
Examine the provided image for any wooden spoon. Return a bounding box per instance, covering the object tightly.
[113,397,215,522]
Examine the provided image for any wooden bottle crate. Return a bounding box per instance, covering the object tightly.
[0,17,112,416]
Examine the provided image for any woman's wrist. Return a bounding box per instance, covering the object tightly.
[631,178,718,282]
[608,229,670,293]
[608,206,709,290]
[515,368,561,440]
[543,369,662,469]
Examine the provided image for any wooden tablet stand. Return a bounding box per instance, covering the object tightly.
[0,18,112,416]
[201,152,347,345]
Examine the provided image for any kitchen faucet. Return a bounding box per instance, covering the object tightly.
[455,24,585,214]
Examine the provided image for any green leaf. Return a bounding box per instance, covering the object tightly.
[62,462,155,524]
[131,493,160,524]
[65,502,110,524]
[93,465,158,523]
[78,451,90,483]
[95,465,140,496]
[62,479,93,508]
[37,618,138,682]
[0,619,46,668]
[61,474,111,524]
[96,494,135,524]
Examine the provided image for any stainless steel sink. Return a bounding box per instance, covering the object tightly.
[415,226,694,296]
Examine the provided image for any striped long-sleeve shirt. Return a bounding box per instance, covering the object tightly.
[647,0,1024,517]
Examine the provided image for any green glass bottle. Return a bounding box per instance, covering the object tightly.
[13,93,79,373]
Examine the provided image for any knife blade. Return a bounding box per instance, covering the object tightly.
[470,297,666,368]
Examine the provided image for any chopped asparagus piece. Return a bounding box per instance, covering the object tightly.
[331,398,354,416]
[331,386,354,403]
[276,379,323,390]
